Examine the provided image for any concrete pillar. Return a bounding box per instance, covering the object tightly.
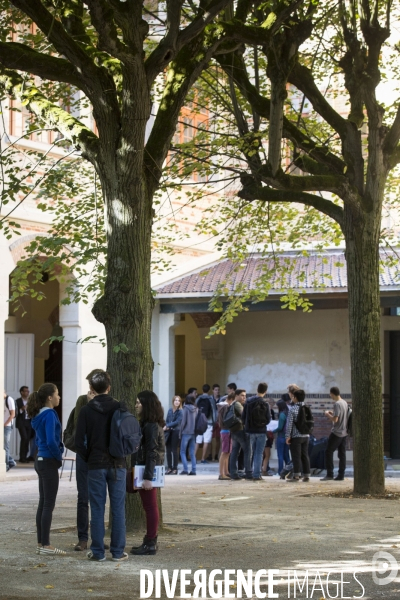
[0,233,16,480]
[152,303,180,417]
[59,287,81,426]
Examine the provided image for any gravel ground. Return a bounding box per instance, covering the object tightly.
[1,469,400,599]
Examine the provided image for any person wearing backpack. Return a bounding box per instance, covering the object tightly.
[242,383,271,481]
[217,392,235,480]
[64,369,103,552]
[75,370,128,562]
[320,386,349,482]
[179,394,198,475]
[228,389,252,480]
[273,399,291,476]
[130,390,165,556]
[285,389,311,483]
[195,384,217,464]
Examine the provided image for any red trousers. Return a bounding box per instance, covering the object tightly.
[138,488,159,539]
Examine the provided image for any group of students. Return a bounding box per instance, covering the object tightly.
[24,369,165,561]
[163,381,289,481]
[163,382,350,483]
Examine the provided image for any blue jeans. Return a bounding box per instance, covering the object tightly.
[4,426,16,469]
[230,430,252,477]
[180,434,196,473]
[88,468,126,559]
[76,454,89,542]
[250,433,266,478]
[277,435,291,474]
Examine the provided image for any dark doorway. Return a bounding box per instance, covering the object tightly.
[45,339,63,421]
[175,335,186,398]
[390,332,400,458]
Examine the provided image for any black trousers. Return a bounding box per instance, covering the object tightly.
[325,433,347,478]
[17,419,32,461]
[290,437,311,477]
[76,454,89,542]
[166,429,180,470]
[35,457,61,546]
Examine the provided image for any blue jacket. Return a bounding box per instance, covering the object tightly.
[32,407,64,462]
[166,408,183,430]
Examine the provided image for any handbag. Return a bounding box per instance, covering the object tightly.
[164,429,171,444]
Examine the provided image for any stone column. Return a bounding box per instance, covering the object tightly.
[59,286,82,427]
[152,303,180,417]
[0,234,16,480]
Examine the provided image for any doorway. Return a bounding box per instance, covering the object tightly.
[390,331,400,458]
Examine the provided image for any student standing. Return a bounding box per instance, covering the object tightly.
[164,395,183,474]
[179,395,198,475]
[274,399,291,475]
[28,383,66,556]
[72,369,103,552]
[320,386,349,481]
[75,370,127,562]
[131,391,165,556]
[242,383,271,481]
[285,389,311,483]
[4,391,16,471]
[15,385,33,463]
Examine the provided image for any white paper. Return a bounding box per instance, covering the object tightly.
[134,465,165,488]
[267,420,279,432]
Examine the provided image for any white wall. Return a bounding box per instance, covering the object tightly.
[222,308,351,394]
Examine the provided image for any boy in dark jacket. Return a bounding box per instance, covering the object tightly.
[242,383,271,480]
[75,370,127,563]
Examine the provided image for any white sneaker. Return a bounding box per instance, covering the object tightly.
[112,552,128,562]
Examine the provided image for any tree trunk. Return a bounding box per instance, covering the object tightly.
[344,205,385,495]
[92,137,156,530]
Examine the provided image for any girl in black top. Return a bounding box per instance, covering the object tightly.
[130,390,165,556]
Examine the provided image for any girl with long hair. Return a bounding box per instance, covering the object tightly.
[27,383,66,556]
[131,390,165,556]
[164,395,183,475]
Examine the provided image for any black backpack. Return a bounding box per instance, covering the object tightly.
[63,407,76,452]
[222,403,242,430]
[347,406,353,437]
[197,395,212,419]
[109,407,142,458]
[195,410,208,436]
[249,398,270,428]
[295,404,314,435]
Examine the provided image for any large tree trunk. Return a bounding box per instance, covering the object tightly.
[92,92,157,528]
[344,205,385,495]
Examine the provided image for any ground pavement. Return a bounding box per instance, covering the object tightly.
[1,463,400,599]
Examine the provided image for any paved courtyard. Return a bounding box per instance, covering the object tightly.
[1,464,400,599]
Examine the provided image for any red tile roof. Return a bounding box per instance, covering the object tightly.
[155,251,400,297]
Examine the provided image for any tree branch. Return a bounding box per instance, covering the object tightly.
[259,167,349,195]
[288,62,348,139]
[383,103,400,158]
[85,0,130,61]
[217,51,346,174]
[145,0,231,83]
[10,0,117,104]
[0,68,99,164]
[238,174,344,226]
[145,34,224,193]
[0,41,82,87]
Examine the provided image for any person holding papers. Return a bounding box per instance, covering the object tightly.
[131,391,165,556]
